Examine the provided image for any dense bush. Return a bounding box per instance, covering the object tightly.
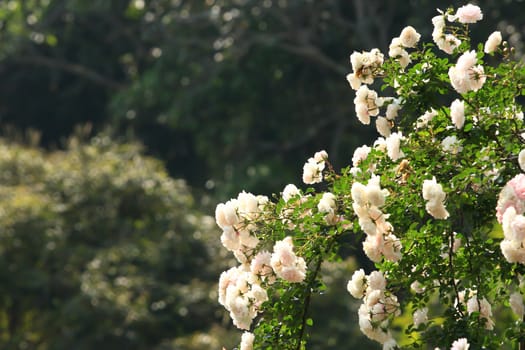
[214,4,525,349]
[0,135,235,349]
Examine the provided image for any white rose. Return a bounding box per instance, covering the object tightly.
[484,31,502,54]
[399,26,421,48]
[450,99,465,129]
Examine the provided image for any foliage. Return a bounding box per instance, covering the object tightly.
[1,0,524,198]
[0,135,236,349]
[215,4,525,349]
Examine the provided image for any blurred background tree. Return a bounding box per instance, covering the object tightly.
[0,134,238,349]
[0,0,523,348]
[3,0,522,198]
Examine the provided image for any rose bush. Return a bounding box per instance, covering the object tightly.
[215,4,525,349]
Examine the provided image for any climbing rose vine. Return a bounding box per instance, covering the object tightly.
[215,4,525,349]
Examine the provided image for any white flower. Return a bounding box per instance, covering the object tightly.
[318,192,336,212]
[350,49,384,87]
[376,117,392,137]
[413,307,428,327]
[318,192,338,225]
[389,37,403,57]
[399,50,412,68]
[383,338,397,350]
[450,338,470,350]
[432,15,445,41]
[519,149,525,172]
[442,136,463,154]
[347,269,367,299]
[368,270,387,291]
[438,34,461,54]
[282,184,300,202]
[386,101,401,120]
[302,159,322,184]
[423,177,446,200]
[386,132,404,161]
[346,72,362,90]
[302,152,326,184]
[454,4,483,24]
[450,99,465,129]
[314,150,328,162]
[510,292,525,318]
[352,145,371,167]
[363,235,383,262]
[417,109,438,128]
[422,177,449,219]
[399,26,421,48]
[250,251,273,281]
[411,281,425,294]
[271,237,306,283]
[215,200,239,229]
[351,182,368,206]
[432,12,461,55]
[466,295,494,330]
[240,332,255,350]
[382,234,402,262]
[484,31,502,53]
[218,266,262,330]
[354,85,380,125]
[237,191,261,220]
[449,51,486,94]
[355,103,371,124]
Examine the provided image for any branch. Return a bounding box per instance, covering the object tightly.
[276,42,348,75]
[14,55,127,90]
[252,33,347,75]
[296,253,323,350]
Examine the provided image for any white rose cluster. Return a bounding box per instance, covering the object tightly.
[347,269,400,346]
[270,236,307,283]
[216,192,309,331]
[352,176,402,262]
[346,48,384,90]
[432,4,483,55]
[302,150,328,184]
[432,14,461,54]
[448,50,486,94]
[216,191,269,262]
[352,81,403,138]
[422,177,450,219]
[218,265,269,330]
[389,26,421,69]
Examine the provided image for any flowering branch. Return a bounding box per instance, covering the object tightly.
[215,3,525,350]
